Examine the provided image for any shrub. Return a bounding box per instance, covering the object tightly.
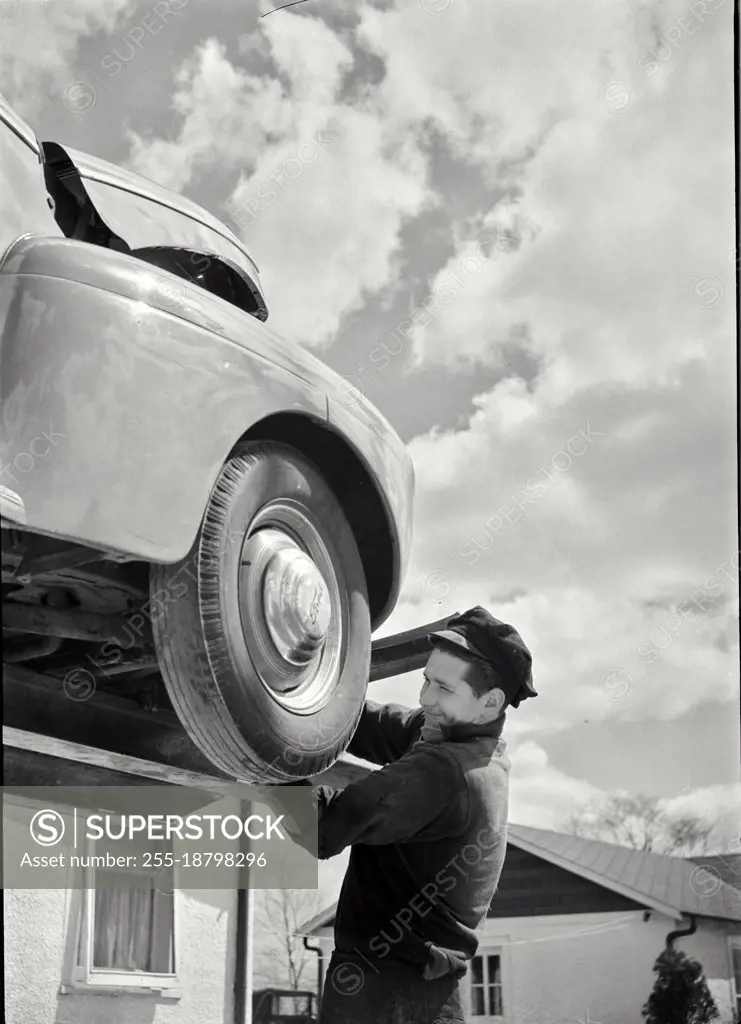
[642,948,719,1024]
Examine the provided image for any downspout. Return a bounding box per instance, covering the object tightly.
[665,914,697,949]
[234,886,253,1023]
[303,935,324,1010]
[234,803,255,1024]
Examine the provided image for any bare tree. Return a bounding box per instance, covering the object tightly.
[563,793,716,855]
[664,813,719,856]
[253,888,323,991]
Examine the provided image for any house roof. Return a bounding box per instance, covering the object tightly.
[300,825,741,935]
[507,825,741,923]
[688,853,741,892]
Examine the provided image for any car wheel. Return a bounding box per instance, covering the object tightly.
[150,440,371,782]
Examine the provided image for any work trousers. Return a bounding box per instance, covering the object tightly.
[319,951,466,1024]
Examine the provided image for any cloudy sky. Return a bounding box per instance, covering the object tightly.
[1,0,737,885]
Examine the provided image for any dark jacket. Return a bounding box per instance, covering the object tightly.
[315,701,511,978]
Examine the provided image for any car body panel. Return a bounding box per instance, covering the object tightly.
[0,94,414,616]
[0,236,327,562]
[328,392,414,587]
[65,145,259,272]
[72,147,266,315]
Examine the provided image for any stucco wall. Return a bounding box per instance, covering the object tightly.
[678,916,741,1023]
[5,886,238,1024]
[478,910,738,1024]
[312,911,741,1024]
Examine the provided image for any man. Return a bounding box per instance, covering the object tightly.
[314,606,537,1024]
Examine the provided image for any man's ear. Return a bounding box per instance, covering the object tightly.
[474,686,506,721]
[483,687,506,713]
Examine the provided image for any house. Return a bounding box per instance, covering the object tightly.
[3,741,359,1024]
[4,793,246,1024]
[689,853,741,893]
[4,767,339,1024]
[301,826,741,1024]
[5,883,240,1024]
[5,788,740,1024]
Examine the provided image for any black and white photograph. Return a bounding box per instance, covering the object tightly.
[0,0,738,1022]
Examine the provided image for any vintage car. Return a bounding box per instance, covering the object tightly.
[252,989,317,1024]
[0,92,417,782]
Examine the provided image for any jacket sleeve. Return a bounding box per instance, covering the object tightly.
[314,746,465,859]
[346,700,425,765]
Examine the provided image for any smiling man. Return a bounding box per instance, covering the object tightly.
[314,606,537,1024]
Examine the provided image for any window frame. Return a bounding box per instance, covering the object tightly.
[62,834,181,997]
[729,935,741,1019]
[469,945,506,1022]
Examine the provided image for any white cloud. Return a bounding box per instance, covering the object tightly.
[125,37,285,193]
[359,0,629,167]
[229,101,432,346]
[125,14,434,347]
[126,9,357,191]
[388,3,734,385]
[393,354,738,732]
[348,0,737,741]
[0,0,131,120]
[507,740,603,830]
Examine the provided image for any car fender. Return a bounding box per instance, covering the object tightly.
[328,394,415,604]
[0,235,328,562]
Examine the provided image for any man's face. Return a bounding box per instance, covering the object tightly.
[419,647,502,730]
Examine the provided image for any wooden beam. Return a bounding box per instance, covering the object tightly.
[3,665,372,788]
[3,664,229,775]
[2,741,215,792]
[3,726,232,789]
[3,717,370,795]
[369,614,452,681]
[2,734,237,819]
[2,600,153,646]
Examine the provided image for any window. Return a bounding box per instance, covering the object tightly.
[275,994,315,1015]
[67,821,179,994]
[470,950,504,1019]
[730,938,741,1019]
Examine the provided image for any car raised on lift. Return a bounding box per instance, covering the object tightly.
[0,92,416,783]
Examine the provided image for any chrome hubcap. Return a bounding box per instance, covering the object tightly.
[236,503,343,712]
[262,537,332,665]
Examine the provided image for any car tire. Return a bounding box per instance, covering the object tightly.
[150,440,371,782]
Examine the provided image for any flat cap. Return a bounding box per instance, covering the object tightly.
[429,605,537,708]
